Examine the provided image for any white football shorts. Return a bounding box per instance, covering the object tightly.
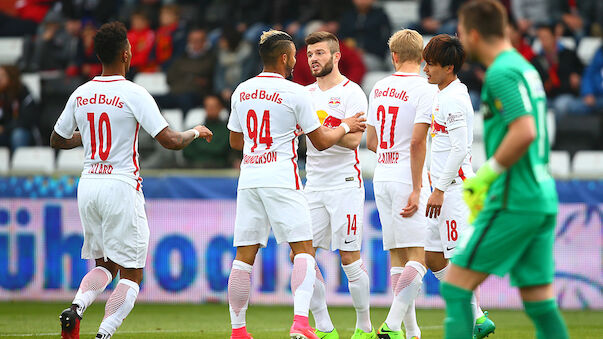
[305,187,365,251]
[374,181,429,250]
[77,178,150,268]
[424,183,469,258]
[233,187,313,247]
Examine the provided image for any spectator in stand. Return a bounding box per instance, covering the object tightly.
[508,19,536,61]
[79,20,102,79]
[413,0,465,35]
[574,44,603,115]
[183,95,231,168]
[60,0,118,25]
[0,65,37,150]
[154,4,187,71]
[127,9,155,74]
[531,23,583,118]
[156,28,216,116]
[214,26,255,104]
[511,0,551,34]
[339,0,391,71]
[293,24,366,86]
[28,12,72,72]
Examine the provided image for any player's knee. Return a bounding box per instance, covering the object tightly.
[519,284,554,302]
[339,250,361,265]
[425,252,447,272]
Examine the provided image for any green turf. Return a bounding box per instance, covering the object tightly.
[0,302,601,338]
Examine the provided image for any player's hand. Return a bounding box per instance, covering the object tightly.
[194,125,213,142]
[463,159,502,223]
[425,188,444,218]
[401,189,420,218]
[342,113,367,133]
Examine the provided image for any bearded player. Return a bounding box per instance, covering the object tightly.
[227,29,366,339]
[302,31,375,339]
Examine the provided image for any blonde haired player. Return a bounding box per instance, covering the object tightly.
[53,22,212,339]
[227,29,366,339]
[367,29,436,339]
[302,31,374,339]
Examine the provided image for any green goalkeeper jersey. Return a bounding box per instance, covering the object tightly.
[480,49,558,213]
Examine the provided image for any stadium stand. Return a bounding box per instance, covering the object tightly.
[162,109,184,132]
[549,150,571,178]
[358,148,377,177]
[184,108,207,128]
[11,147,55,174]
[21,73,41,102]
[382,1,419,30]
[0,147,8,174]
[361,71,390,96]
[577,37,602,65]
[0,37,23,64]
[56,147,85,172]
[133,72,169,96]
[572,150,603,177]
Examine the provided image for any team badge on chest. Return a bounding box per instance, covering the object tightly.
[328,97,341,108]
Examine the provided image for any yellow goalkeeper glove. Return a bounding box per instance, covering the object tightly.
[463,158,505,223]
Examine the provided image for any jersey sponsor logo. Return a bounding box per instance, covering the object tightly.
[242,151,278,164]
[447,111,464,125]
[88,163,113,174]
[328,97,341,108]
[76,94,123,108]
[239,89,283,104]
[378,151,399,164]
[431,114,448,136]
[373,87,409,101]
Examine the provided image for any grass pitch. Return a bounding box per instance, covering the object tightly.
[0,302,601,338]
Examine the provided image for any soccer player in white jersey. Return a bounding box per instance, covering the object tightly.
[51,22,212,339]
[366,29,436,339]
[226,30,366,339]
[301,31,374,339]
[413,34,495,338]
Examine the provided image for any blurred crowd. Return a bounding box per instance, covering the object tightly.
[0,0,602,168]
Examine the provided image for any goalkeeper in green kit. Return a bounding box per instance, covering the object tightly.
[441,1,570,338]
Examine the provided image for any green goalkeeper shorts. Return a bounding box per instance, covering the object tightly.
[451,209,556,287]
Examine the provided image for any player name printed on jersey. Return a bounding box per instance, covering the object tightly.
[239,89,283,104]
[304,78,367,191]
[368,72,436,184]
[242,151,278,164]
[228,72,321,190]
[54,75,169,191]
[76,94,124,108]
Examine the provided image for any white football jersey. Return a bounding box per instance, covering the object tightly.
[228,72,321,190]
[305,78,367,191]
[367,72,437,184]
[54,75,168,191]
[429,79,474,182]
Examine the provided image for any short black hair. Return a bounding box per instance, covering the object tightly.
[423,34,466,74]
[458,0,508,40]
[535,23,556,35]
[94,22,128,65]
[258,30,294,66]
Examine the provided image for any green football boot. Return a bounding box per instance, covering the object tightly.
[351,327,377,339]
[315,328,339,339]
[376,322,404,339]
[474,311,495,339]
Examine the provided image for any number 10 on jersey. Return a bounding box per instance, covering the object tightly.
[87,112,112,160]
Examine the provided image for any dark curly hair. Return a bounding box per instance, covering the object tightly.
[94,22,128,65]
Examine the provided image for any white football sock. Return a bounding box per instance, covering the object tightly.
[97,279,139,337]
[292,253,316,317]
[310,264,334,332]
[385,261,426,331]
[228,260,253,329]
[432,264,449,281]
[72,266,113,317]
[472,286,485,319]
[390,266,404,293]
[342,259,372,332]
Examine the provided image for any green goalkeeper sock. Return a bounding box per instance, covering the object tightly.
[440,281,474,339]
[524,298,569,339]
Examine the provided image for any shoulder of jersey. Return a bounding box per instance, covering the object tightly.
[343,79,364,94]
